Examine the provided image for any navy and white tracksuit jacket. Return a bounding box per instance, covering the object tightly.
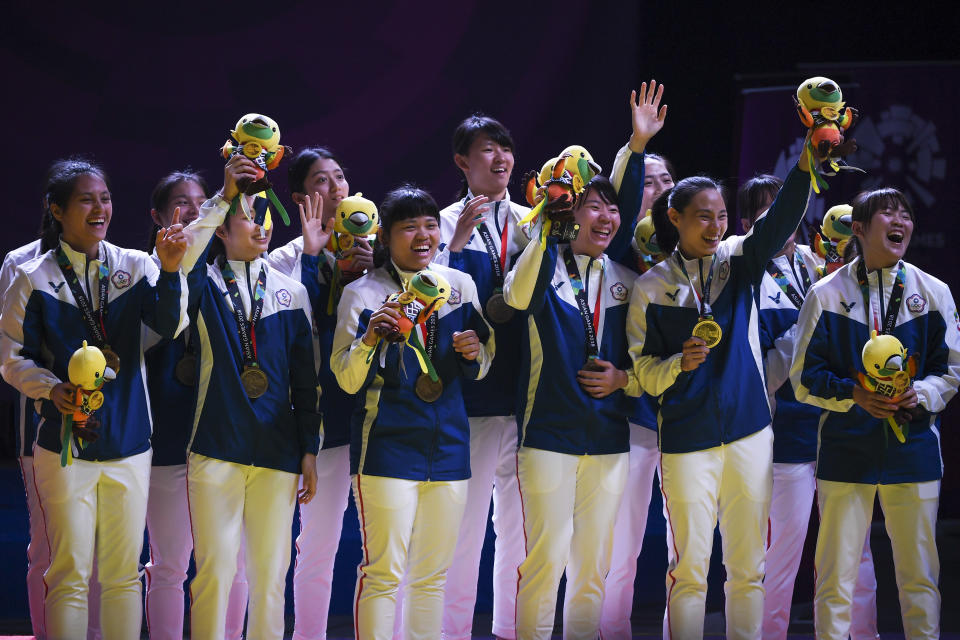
[180,197,321,474]
[437,190,530,418]
[0,240,188,460]
[268,237,352,450]
[626,166,811,453]
[503,236,642,455]
[0,239,44,457]
[758,245,825,463]
[790,259,960,483]
[331,262,494,481]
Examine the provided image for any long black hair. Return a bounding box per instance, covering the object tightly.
[373,185,440,268]
[651,176,722,255]
[147,170,209,252]
[451,114,515,200]
[287,147,342,195]
[39,158,110,252]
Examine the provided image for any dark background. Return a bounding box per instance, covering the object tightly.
[1,0,959,629]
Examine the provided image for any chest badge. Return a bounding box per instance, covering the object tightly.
[665,288,679,302]
[906,293,926,313]
[609,282,628,302]
[768,291,781,304]
[111,270,131,289]
[840,300,856,313]
[275,288,292,307]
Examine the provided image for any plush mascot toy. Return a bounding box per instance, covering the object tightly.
[324,193,379,313]
[795,77,861,193]
[221,113,292,225]
[813,204,853,276]
[373,270,451,383]
[520,146,601,248]
[633,210,664,273]
[61,341,111,467]
[858,330,918,444]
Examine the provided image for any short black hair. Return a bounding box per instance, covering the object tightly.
[374,185,440,268]
[287,147,342,195]
[737,174,783,224]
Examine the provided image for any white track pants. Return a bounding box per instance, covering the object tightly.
[660,426,773,640]
[762,462,879,640]
[442,415,525,640]
[33,446,150,640]
[187,453,297,640]
[292,444,352,640]
[600,424,662,640]
[145,463,249,640]
[515,447,629,640]
[815,479,940,640]
[352,474,467,640]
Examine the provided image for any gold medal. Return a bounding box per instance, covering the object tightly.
[102,347,120,373]
[86,390,104,411]
[891,371,911,395]
[415,373,443,403]
[692,318,722,348]
[398,291,416,304]
[485,292,514,324]
[175,354,197,387]
[241,365,269,398]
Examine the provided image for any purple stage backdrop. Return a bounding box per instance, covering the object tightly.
[737,62,960,517]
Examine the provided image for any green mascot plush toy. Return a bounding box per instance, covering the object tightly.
[323,192,379,313]
[221,113,292,225]
[795,77,862,193]
[813,204,853,276]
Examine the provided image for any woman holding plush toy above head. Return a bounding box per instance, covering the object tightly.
[0,158,189,640]
[267,147,374,640]
[431,113,530,640]
[178,152,321,640]
[330,185,493,640]
[626,123,815,637]
[790,187,960,639]
[141,170,249,640]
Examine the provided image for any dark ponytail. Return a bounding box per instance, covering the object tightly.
[40,158,110,252]
[652,176,722,255]
[373,185,440,268]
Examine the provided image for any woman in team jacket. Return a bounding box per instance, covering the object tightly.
[331,185,493,640]
[626,146,812,638]
[791,188,960,639]
[0,158,188,640]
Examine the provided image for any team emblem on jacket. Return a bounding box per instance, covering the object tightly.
[906,293,926,313]
[665,288,679,301]
[840,300,856,313]
[49,280,65,293]
[768,291,781,304]
[609,282,628,301]
[718,260,730,280]
[448,287,462,305]
[111,270,131,289]
[275,288,292,307]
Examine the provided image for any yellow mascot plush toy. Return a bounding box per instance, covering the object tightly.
[813,204,853,276]
[858,330,917,444]
[221,113,292,225]
[323,192,379,313]
[795,77,861,193]
[61,341,111,466]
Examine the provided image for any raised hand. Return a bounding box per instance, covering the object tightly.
[156,206,188,272]
[300,192,333,256]
[448,195,490,252]
[222,154,261,201]
[628,79,668,154]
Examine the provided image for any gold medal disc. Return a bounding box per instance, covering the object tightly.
[241,366,269,399]
[415,373,444,403]
[891,370,911,395]
[86,390,104,411]
[175,354,197,387]
[485,293,515,324]
[692,319,722,348]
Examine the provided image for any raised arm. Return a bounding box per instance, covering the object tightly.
[502,235,560,314]
[330,284,383,395]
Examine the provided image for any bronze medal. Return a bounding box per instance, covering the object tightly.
[241,365,269,398]
[101,347,120,373]
[691,318,722,348]
[415,373,443,403]
[485,292,514,324]
[583,356,604,372]
[175,354,197,387]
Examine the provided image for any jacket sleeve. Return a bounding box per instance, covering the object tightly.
[735,166,811,282]
[330,283,379,394]
[607,144,645,269]
[0,270,60,400]
[181,196,230,273]
[626,279,683,396]
[790,289,856,411]
[290,289,322,456]
[457,277,495,381]
[503,234,559,314]
[766,324,797,398]
[911,282,960,413]
[141,254,188,340]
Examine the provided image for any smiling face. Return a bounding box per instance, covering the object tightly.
[669,188,727,258]
[454,133,514,201]
[640,157,674,215]
[853,204,913,269]
[217,207,273,262]
[52,173,112,257]
[383,215,440,272]
[294,157,348,221]
[154,179,206,227]
[570,189,621,258]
